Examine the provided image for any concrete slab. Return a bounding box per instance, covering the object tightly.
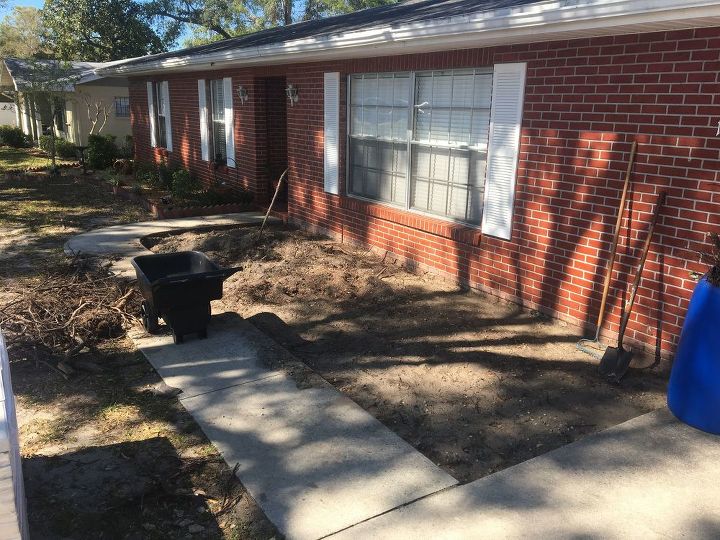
[131,313,457,539]
[131,315,284,400]
[64,212,271,277]
[181,374,458,540]
[330,409,720,540]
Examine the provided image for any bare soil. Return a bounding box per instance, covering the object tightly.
[147,225,668,483]
[0,172,277,538]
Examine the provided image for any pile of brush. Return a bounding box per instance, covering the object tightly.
[0,256,140,375]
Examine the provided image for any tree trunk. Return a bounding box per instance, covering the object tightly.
[284,0,292,25]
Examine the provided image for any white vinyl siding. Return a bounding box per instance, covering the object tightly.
[324,72,340,194]
[482,63,526,240]
[347,64,525,231]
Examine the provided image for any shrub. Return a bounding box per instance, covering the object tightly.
[106,171,123,187]
[87,134,117,170]
[55,138,77,159]
[0,125,26,148]
[134,161,161,188]
[38,134,54,153]
[171,168,200,199]
[157,160,175,190]
[116,135,134,159]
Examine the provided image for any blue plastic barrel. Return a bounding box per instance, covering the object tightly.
[667,276,720,434]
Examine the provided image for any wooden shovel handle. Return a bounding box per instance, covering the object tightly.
[617,191,667,346]
[596,141,638,331]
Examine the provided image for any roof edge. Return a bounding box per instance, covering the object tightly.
[99,0,720,76]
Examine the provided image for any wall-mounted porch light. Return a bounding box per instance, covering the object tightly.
[285,84,299,106]
[236,85,249,105]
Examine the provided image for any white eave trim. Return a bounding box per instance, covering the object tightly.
[100,0,720,75]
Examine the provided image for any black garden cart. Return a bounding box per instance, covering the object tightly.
[131,251,240,344]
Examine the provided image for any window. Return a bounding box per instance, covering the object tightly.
[154,82,168,149]
[347,67,521,229]
[114,96,130,118]
[147,81,172,150]
[197,77,234,167]
[349,73,409,205]
[349,69,491,224]
[208,79,227,163]
[411,69,492,224]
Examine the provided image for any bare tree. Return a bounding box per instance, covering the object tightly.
[80,92,111,135]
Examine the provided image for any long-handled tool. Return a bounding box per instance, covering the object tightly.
[599,191,666,383]
[577,141,638,359]
[257,168,288,242]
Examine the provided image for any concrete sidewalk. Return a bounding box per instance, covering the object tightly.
[130,315,457,540]
[330,408,720,539]
[64,212,270,277]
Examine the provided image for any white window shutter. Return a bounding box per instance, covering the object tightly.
[198,79,209,161]
[223,77,235,167]
[482,63,527,240]
[161,81,173,152]
[324,72,340,195]
[147,82,157,148]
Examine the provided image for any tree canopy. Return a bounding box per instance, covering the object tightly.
[41,0,177,61]
[0,0,395,62]
[0,7,48,59]
[145,0,395,47]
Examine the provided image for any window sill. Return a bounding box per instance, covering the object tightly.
[341,194,484,246]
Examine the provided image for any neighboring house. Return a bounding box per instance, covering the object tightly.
[0,97,17,127]
[101,0,720,358]
[0,58,132,146]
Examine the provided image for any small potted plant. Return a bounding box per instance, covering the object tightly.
[667,232,720,434]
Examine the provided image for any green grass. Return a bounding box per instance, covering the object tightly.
[0,146,74,172]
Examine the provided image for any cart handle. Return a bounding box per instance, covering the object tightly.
[150,267,241,288]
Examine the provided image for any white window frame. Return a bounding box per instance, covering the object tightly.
[150,81,172,151]
[347,67,507,229]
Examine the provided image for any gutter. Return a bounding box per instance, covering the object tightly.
[99,0,720,76]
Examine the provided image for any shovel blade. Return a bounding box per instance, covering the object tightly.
[598,346,634,383]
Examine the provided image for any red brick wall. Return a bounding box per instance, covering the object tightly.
[129,26,720,357]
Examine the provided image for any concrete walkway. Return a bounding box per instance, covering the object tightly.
[129,315,457,540]
[64,212,270,277]
[330,408,720,539]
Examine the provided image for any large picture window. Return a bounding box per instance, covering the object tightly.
[348,68,494,226]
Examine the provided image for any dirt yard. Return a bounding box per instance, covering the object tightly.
[0,172,276,538]
[147,225,668,483]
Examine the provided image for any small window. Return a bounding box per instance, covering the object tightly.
[114,96,130,118]
[154,82,167,149]
[208,79,227,164]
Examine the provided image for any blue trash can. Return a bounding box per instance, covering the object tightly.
[667,276,720,435]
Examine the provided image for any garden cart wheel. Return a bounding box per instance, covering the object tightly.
[141,301,160,334]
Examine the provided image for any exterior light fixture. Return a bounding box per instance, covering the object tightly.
[285,84,299,106]
[236,85,249,105]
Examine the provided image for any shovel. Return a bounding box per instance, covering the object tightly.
[599,191,666,383]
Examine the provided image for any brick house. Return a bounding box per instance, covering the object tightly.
[100,0,720,358]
